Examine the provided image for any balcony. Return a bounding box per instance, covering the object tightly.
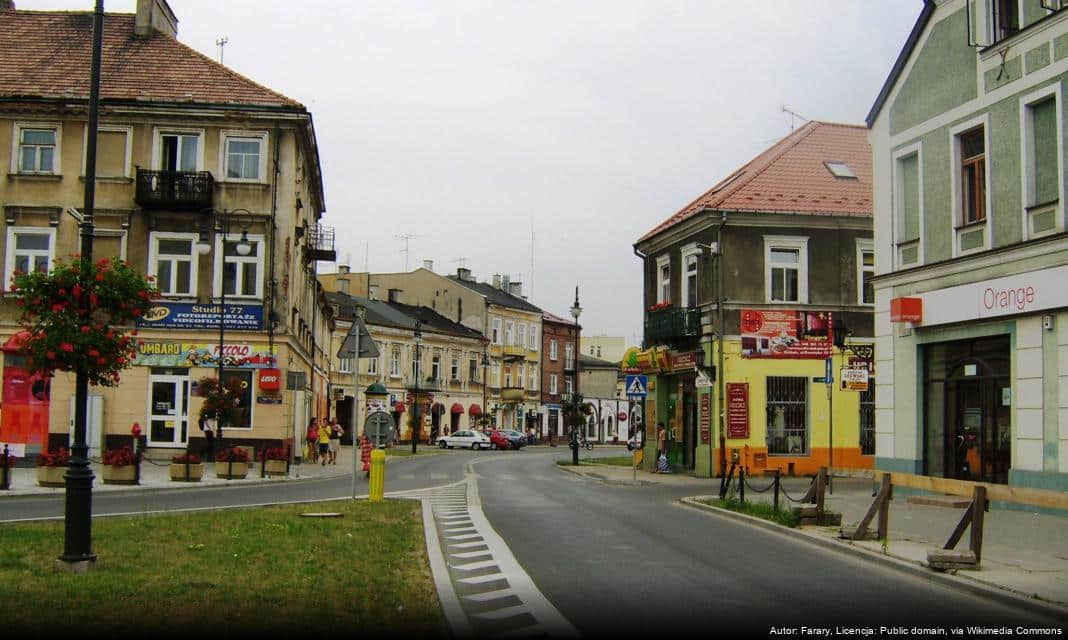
[501,387,524,402]
[645,306,701,346]
[502,345,526,360]
[304,223,337,263]
[135,169,214,210]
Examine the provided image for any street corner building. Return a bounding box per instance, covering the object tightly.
[633,120,875,479]
[0,0,336,461]
[867,1,1068,493]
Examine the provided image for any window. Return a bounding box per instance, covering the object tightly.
[390,347,401,377]
[469,356,479,382]
[221,131,267,181]
[825,161,857,179]
[860,380,875,456]
[766,376,807,455]
[221,369,253,430]
[565,343,574,370]
[338,356,353,374]
[451,356,460,381]
[764,236,809,303]
[655,254,670,304]
[529,324,538,349]
[491,317,502,344]
[149,232,199,297]
[504,366,512,388]
[491,361,500,386]
[550,374,558,394]
[411,347,422,379]
[565,377,574,396]
[431,353,442,381]
[84,125,131,178]
[550,339,558,360]
[504,320,514,346]
[518,324,527,349]
[1021,86,1063,238]
[529,366,537,391]
[680,244,700,308]
[893,146,922,267]
[857,240,874,306]
[990,0,1019,42]
[14,124,59,174]
[156,130,202,171]
[367,353,378,375]
[5,227,55,282]
[213,234,265,298]
[959,127,986,224]
[517,363,525,388]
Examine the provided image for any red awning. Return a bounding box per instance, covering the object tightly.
[2,331,32,353]
[431,402,445,415]
[468,404,482,416]
[450,403,464,415]
[393,402,406,413]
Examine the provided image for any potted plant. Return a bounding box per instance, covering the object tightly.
[36,448,70,487]
[215,446,249,479]
[169,453,203,482]
[101,445,138,485]
[259,447,288,477]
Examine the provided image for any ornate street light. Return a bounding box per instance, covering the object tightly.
[411,318,422,454]
[569,286,582,466]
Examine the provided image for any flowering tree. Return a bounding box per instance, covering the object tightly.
[10,257,158,387]
[196,376,245,428]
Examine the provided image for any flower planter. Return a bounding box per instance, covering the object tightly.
[169,462,204,482]
[264,459,288,477]
[102,464,138,485]
[215,460,248,479]
[37,465,68,487]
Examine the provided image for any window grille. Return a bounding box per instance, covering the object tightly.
[860,382,875,456]
[766,376,807,455]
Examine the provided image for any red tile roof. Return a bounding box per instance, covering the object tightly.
[0,9,302,109]
[637,121,872,243]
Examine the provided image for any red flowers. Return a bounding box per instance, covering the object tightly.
[103,446,137,466]
[37,448,71,467]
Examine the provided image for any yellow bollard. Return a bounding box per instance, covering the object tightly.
[368,448,386,502]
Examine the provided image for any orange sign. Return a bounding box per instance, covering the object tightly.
[890,297,922,323]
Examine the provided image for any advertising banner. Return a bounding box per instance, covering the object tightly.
[699,393,710,445]
[134,341,276,368]
[138,301,263,331]
[739,309,833,359]
[726,382,749,439]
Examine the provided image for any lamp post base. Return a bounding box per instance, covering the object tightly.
[54,557,96,574]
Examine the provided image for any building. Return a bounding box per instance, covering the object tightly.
[0,0,334,459]
[867,1,1068,491]
[541,311,579,442]
[634,121,874,477]
[582,335,627,363]
[579,353,625,444]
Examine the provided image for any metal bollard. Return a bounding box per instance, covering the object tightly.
[368,448,386,502]
[1,444,10,490]
[773,469,781,512]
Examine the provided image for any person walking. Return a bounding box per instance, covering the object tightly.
[317,419,331,466]
[328,417,343,465]
[305,418,319,464]
[654,422,667,473]
[199,415,215,462]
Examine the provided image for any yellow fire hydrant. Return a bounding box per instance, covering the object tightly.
[368,448,386,502]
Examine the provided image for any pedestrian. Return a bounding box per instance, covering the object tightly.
[317,419,331,466]
[305,418,319,464]
[328,417,343,465]
[653,422,666,473]
[199,414,215,462]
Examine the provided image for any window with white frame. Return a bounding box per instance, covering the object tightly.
[857,239,874,306]
[83,125,131,178]
[893,145,922,267]
[565,343,574,369]
[149,232,199,297]
[214,233,265,298]
[221,131,267,182]
[517,363,525,388]
[390,347,401,377]
[504,320,514,345]
[529,324,538,349]
[5,227,55,282]
[431,352,442,381]
[491,361,500,386]
[155,129,202,172]
[504,365,512,388]
[680,244,700,308]
[550,374,558,394]
[549,339,558,360]
[565,377,574,396]
[469,356,479,382]
[764,236,808,303]
[491,317,502,344]
[1021,85,1062,238]
[951,117,990,255]
[655,254,670,304]
[338,356,353,374]
[411,346,422,379]
[529,366,537,391]
[14,123,60,174]
[451,356,460,380]
[518,323,527,349]
[367,352,378,374]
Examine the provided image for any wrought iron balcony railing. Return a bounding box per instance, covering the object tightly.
[305,223,337,263]
[135,169,214,210]
[644,306,701,345]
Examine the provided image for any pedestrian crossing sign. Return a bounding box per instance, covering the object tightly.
[625,375,648,397]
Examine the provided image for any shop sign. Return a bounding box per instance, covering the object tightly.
[259,368,282,391]
[670,351,700,371]
[726,382,749,439]
[699,394,710,445]
[134,342,276,368]
[840,367,869,392]
[138,301,263,330]
[739,310,832,359]
[889,297,922,323]
[257,395,283,404]
[918,265,1068,326]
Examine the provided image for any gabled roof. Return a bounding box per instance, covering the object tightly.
[866,1,936,127]
[636,121,872,244]
[0,9,303,109]
[326,292,485,342]
[579,353,616,369]
[446,276,543,315]
[542,311,575,325]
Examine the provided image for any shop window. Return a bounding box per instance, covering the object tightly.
[766,376,807,455]
[860,383,875,456]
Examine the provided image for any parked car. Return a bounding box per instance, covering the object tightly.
[437,429,492,450]
[495,429,527,450]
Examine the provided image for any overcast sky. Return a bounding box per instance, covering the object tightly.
[21,0,921,345]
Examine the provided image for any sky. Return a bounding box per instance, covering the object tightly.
[20,0,922,345]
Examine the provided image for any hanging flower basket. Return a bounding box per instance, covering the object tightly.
[10,257,159,387]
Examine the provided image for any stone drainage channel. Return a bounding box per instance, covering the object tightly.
[393,477,577,638]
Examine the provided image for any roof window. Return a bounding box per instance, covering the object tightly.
[824,161,857,179]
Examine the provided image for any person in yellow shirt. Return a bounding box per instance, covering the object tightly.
[317,420,331,466]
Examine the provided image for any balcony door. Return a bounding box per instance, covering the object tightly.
[161,133,199,172]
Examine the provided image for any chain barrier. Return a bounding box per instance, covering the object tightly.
[779,480,813,504]
[740,474,776,494]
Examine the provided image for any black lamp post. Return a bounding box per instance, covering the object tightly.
[411,319,422,454]
[196,208,253,445]
[481,343,488,429]
[569,286,582,466]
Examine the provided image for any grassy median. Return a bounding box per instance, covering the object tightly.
[0,500,446,637]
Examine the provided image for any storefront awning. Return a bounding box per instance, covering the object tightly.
[450,403,465,415]
[431,402,445,415]
[468,404,482,416]
[2,331,32,353]
[393,401,406,413]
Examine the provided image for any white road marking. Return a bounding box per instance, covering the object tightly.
[462,588,516,603]
[471,604,530,621]
[449,559,498,571]
[447,533,483,541]
[457,572,507,585]
[448,541,488,549]
[449,550,492,560]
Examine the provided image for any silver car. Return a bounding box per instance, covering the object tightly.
[437,429,491,450]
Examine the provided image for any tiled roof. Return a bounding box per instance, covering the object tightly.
[637,121,872,244]
[446,276,544,315]
[0,9,302,109]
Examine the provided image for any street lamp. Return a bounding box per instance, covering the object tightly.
[569,286,582,466]
[196,208,254,443]
[411,318,422,454]
[481,342,488,429]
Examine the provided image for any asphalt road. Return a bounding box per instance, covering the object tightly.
[2,447,1063,637]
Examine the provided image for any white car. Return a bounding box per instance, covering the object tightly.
[437,429,492,450]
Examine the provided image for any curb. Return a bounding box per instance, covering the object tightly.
[677,496,1068,620]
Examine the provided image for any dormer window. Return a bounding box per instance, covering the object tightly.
[825,161,857,179]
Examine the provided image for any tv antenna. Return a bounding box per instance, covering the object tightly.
[216,36,229,64]
[393,233,421,271]
[782,105,808,131]
[453,257,469,269]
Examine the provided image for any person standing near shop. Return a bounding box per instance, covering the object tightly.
[654,422,667,473]
[328,417,343,465]
[317,419,331,466]
[305,418,319,464]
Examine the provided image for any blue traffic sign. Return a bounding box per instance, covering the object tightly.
[625,375,648,397]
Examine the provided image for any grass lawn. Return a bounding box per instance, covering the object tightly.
[699,497,801,528]
[554,455,637,467]
[0,499,446,637]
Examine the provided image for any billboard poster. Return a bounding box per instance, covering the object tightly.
[137,301,263,331]
[134,341,276,368]
[726,382,749,439]
[739,310,833,359]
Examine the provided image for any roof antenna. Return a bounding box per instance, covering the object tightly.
[782,105,808,131]
[393,233,421,271]
[216,37,229,64]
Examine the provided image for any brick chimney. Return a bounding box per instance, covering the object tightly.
[457,267,472,282]
[492,274,501,289]
[508,281,522,297]
[135,0,178,38]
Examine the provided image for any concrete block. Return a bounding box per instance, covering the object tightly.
[1017,317,1043,349]
[1015,438,1043,471]
[1060,439,1068,473]
[1015,408,1044,439]
[1015,348,1043,379]
[1015,379,1043,410]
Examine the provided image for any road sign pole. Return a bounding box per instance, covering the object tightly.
[352,318,360,500]
[826,356,834,496]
